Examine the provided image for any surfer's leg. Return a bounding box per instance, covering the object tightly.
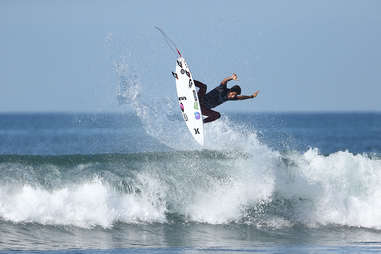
[194,80,207,98]
[201,106,221,123]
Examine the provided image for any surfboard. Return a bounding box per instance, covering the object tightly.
[173,56,204,146]
[154,26,204,145]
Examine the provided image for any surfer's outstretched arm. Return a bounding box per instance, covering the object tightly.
[220,73,237,87]
[235,90,260,100]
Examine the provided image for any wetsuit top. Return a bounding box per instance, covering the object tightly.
[202,84,237,109]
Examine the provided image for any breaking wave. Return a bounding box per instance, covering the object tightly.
[1,140,381,230]
[1,42,380,231]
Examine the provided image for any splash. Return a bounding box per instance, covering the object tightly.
[114,55,198,150]
[107,48,381,229]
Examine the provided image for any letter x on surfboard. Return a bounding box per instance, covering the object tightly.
[155,26,204,146]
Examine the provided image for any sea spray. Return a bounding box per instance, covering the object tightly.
[111,53,381,229]
[115,56,196,150]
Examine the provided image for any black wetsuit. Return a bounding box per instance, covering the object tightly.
[195,81,237,109]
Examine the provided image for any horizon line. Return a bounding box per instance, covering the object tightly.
[0,110,380,115]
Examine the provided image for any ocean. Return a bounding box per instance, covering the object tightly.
[1,111,381,254]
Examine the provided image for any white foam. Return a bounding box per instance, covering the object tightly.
[1,146,381,229]
[289,148,381,228]
[0,177,167,228]
[170,121,381,228]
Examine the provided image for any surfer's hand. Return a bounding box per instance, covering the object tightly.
[232,73,238,80]
[252,90,259,98]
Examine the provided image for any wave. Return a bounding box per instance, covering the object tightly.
[1,147,381,230]
[1,42,380,230]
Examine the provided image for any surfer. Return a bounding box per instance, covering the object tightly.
[194,73,259,123]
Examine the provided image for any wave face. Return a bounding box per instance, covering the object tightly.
[1,147,381,230]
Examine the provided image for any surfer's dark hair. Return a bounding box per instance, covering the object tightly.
[230,85,241,95]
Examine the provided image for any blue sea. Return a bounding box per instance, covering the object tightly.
[1,111,381,254]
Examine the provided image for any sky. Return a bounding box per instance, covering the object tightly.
[1,0,380,112]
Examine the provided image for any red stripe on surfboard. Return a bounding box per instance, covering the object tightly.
[176,48,182,57]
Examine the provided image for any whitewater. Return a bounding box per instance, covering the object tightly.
[1,134,381,230]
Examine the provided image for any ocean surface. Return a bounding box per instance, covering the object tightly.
[1,111,381,254]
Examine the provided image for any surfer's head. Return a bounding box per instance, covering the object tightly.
[230,85,241,95]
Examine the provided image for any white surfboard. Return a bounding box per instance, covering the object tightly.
[173,57,204,145]
[154,26,204,145]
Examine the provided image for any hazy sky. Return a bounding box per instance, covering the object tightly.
[1,0,380,112]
